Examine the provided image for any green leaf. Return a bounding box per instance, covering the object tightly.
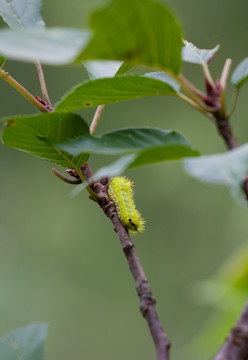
[0,0,183,70]
[54,127,193,156]
[77,0,183,74]
[84,61,123,79]
[0,322,48,360]
[115,62,134,76]
[1,112,89,168]
[0,0,44,30]
[55,127,199,193]
[182,40,219,65]
[0,55,5,67]
[70,154,137,197]
[68,128,199,196]
[84,60,133,80]
[70,128,199,197]
[184,144,248,206]
[0,28,91,65]
[144,72,180,92]
[56,75,178,112]
[231,58,248,89]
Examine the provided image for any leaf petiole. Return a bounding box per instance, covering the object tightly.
[0,67,50,112]
[35,61,52,106]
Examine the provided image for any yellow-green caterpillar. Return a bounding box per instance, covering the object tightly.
[107,176,145,233]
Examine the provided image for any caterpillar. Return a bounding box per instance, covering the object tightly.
[107,176,145,233]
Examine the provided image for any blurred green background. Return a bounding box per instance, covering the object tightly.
[1,0,248,359]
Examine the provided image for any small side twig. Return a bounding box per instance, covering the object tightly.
[90,104,105,135]
[219,59,232,116]
[51,168,82,184]
[0,67,51,113]
[35,61,52,106]
[178,92,215,121]
[220,59,232,90]
[202,63,215,88]
[81,162,171,360]
[203,67,237,150]
[177,73,206,99]
[213,298,248,360]
[228,87,239,117]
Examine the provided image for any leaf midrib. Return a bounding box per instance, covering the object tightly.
[2,0,25,28]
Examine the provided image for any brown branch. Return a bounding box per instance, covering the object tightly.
[206,81,238,151]
[214,113,238,151]
[213,298,248,360]
[80,162,171,360]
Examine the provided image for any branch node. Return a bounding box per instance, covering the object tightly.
[66,169,80,179]
[51,168,82,184]
[100,177,109,185]
[88,194,99,202]
[123,243,135,255]
[35,96,54,112]
[100,196,109,206]
[140,293,156,317]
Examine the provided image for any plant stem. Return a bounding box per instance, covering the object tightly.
[0,67,50,113]
[51,168,82,184]
[178,92,215,121]
[81,162,171,360]
[228,87,239,117]
[214,112,238,150]
[219,59,232,116]
[213,298,248,360]
[35,61,52,105]
[177,73,205,98]
[90,104,105,135]
[202,63,215,88]
[78,165,102,202]
[220,59,232,90]
[177,74,215,113]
